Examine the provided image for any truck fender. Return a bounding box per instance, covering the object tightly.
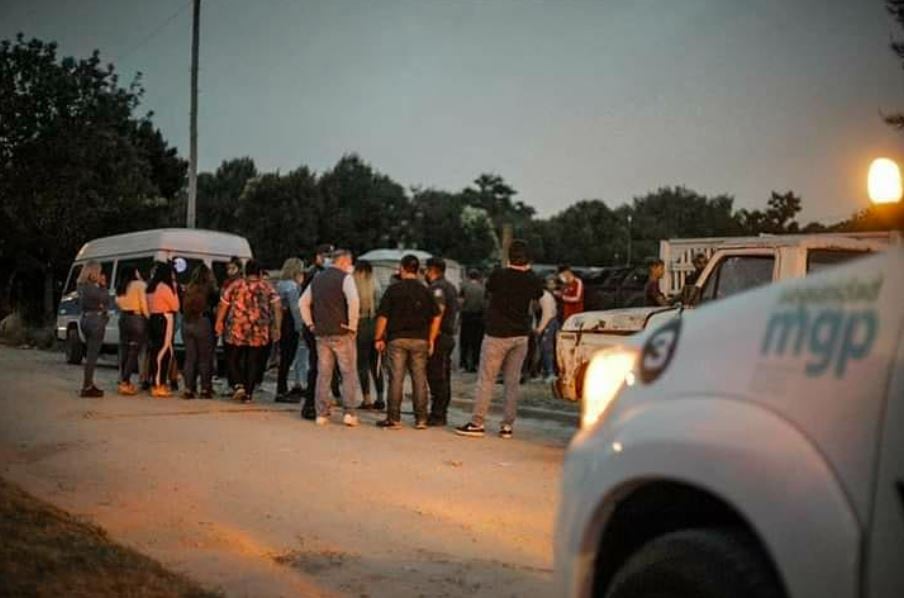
[559,398,860,598]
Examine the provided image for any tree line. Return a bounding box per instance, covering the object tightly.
[1,33,901,324]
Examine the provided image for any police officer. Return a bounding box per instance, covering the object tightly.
[425,257,459,426]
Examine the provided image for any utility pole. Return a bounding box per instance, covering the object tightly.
[626,213,633,266]
[187,0,201,228]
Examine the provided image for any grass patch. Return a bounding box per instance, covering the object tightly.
[0,477,220,597]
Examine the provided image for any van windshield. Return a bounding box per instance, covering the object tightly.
[63,265,82,295]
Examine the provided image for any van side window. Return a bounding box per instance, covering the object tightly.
[807,249,871,275]
[115,257,155,291]
[176,258,206,285]
[100,261,114,289]
[700,255,775,303]
[212,261,229,287]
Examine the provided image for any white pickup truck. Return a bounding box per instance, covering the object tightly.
[554,248,904,598]
[554,233,900,402]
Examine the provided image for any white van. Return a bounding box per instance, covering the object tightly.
[56,228,253,363]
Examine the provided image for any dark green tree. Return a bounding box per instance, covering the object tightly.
[317,154,411,252]
[461,173,535,237]
[0,35,185,321]
[234,166,321,268]
[884,0,904,130]
[197,157,258,232]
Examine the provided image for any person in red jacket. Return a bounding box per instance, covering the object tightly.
[555,265,585,322]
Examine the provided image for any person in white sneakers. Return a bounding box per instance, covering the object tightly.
[299,249,361,427]
[455,240,544,440]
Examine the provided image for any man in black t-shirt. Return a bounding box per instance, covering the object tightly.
[373,254,441,429]
[455,240,544,440]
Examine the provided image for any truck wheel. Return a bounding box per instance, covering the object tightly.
[64,327,84,364]
[604,528,784,598]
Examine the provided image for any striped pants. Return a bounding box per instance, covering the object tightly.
[148,313,175,387]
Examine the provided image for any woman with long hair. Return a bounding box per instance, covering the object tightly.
[275,257,306,402]
[181,263,218,399]
[77,261,110,397]
[353,260,384,410]
[114,266,149,395]
[146,261,179,397]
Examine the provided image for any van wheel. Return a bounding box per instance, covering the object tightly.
[64,328,84,364]
[604,528,784,598]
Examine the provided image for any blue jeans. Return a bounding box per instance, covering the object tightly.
[386,338,429,423]
[471,335,529,427]
[315,334,359,417]
[293,338,309,388]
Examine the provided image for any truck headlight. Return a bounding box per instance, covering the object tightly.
[581,348,637,429]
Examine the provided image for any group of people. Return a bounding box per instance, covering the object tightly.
[295,239,557,438]
[76,256,265,400]
[75,238,580,439]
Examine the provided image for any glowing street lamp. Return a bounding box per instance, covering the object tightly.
[868,158,903,204]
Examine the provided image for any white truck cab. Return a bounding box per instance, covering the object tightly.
[555,234,898,402]
[554,249,904,598]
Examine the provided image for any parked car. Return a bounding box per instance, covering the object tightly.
[555,248,904,598]
[56,228,253,364]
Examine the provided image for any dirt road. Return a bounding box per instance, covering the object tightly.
[0,346,574,597]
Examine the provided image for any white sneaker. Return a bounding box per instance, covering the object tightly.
[315,416,329,426]
[343,413,359,427]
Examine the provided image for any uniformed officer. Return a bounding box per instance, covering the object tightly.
[425,257,459,426]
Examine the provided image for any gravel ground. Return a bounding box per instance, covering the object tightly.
[0,345,576,597]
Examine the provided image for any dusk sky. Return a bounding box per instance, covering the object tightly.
[2,0,902,223]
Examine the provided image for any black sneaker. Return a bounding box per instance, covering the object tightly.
[275,393,300,404]
[427,415,447,427]
[301,397,316,420]
[373,399,386,411]
[287,386,304,397]
[376,419,402,430]
[182,390,196,400]
[455,422,485,438]
[79,386,103,398]
[199,389,214,399]
[499,425,513,439]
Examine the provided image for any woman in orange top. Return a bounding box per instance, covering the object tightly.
[146,262,180,397]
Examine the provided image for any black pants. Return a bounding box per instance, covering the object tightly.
[183,317,213,393]
[277,314,299,395]
[227,344,269,397]
[459,313,484,371]
[356,317,384,401]
[428,334,455,419]
[148,313,175,387]
[118,313,147,384]
[223,341,236,386]
[81,313,107,389]
[302,327,318,396]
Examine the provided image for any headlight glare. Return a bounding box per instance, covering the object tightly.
[581,348,637,429]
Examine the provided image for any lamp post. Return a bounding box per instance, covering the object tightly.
[868,158,903,205]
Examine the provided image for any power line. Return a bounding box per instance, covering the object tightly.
[117,0,192,64]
